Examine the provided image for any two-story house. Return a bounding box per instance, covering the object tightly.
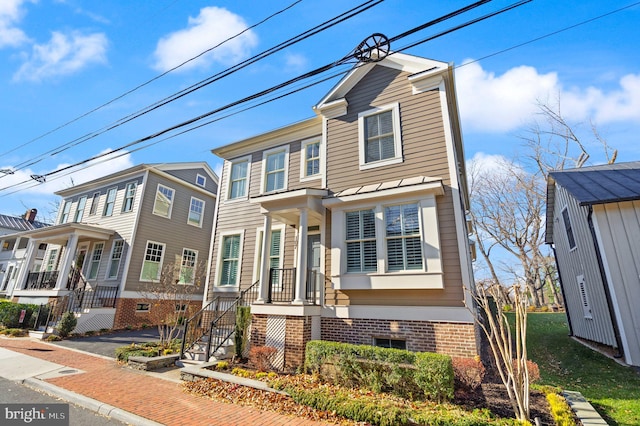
[7,163,217,333]
[203,52,478,370]
[0,209,50,298]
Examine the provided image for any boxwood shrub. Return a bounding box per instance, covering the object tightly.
[304,340,454,402]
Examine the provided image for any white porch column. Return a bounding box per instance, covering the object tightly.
[256,214,272,303]
[12,240,37,294]
[56,234,78,290]
[293,208,308,304]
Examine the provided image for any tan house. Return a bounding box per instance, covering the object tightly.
[197,52,478,369]
[6,163,217,333]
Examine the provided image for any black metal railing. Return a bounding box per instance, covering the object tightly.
[180,281,259,360]
[306,269,319,305]
[267,267,296,303]
[67,267,88,291]
[25,271,59,290]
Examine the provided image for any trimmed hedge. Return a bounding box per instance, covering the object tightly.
[0,300,38,329]
[304,340,454,402]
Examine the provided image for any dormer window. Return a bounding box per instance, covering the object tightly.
[358,103,402,170]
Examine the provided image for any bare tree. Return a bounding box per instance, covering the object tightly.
[138,256,206,349]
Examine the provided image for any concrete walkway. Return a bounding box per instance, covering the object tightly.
[0,336,329,426]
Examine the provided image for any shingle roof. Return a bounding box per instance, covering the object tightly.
[549,161,640,206]
[0,214,50,232]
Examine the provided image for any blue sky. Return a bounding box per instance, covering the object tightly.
[1,0,639,222]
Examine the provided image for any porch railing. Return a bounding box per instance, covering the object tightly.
[25,271,58,290]
[268,268,320,304]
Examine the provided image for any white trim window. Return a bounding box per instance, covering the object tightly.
[45,249,58,271]
[103,187,117,217]
[196,174,206,187]
[261,145,289,193]
[106,240,124,279]
[385,203,423,271]
[140,241,165,281]
[561,207,576,250]
[74,196,87,222]
[122,182,137,212]
[88,242,104,280]
[60,200,71,224]
[89,192,100,215]
[153,184,174,218]
[358,102,403,170]
[218,233,243,287]
[300,138,321,180]
[346,209,377,273]
[228,157,251,200]
[188,197,205,227]
[179,248,198,284]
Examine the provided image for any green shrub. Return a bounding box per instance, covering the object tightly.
[304,340,453,401]
[115,343,160,362]
[234,306,251,359]
[2,328,28,337]
[46,334,62,342]
[0,302,38,329]
[56,312,77,338]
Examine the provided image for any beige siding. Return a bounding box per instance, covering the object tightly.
[323,66,464,307]
[593,201,640,364]
[125,172,214,294]
[551,184,616,347]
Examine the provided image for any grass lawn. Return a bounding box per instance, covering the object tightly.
[526,312,640,426]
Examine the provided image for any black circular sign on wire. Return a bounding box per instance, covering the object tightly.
[354,33,390,63]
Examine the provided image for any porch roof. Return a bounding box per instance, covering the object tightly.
[2,222,116,245]
[250,188,328,225]
[323,176,444,207]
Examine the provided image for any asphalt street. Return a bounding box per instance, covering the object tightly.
[50,328,161,358]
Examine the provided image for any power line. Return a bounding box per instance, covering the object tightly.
[0,0,504,194]
[0,0,382,178]
[0,0,305,161]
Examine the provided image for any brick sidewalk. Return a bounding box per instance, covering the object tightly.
[0,338,329,426]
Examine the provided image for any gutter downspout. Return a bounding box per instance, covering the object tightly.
[550,244,573,337]
[587,206,624,358]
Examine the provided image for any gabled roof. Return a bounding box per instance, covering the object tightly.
[549,161,640,206]
[546,161,640,244]
[0,214,50,232]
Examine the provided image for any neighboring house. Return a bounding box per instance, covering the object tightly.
[5,163,218,333]
[0,209,50,298]
[546,161,640,367]
[204,52,477,369]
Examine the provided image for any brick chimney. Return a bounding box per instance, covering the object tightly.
[24,208,37,223]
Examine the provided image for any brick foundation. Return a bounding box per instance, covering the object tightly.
[250,314,313,371]
[321,317,478,358]
[113,298,201,330]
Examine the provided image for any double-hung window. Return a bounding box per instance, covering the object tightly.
[141,241,165,281]
[88,243,104,280]
[301,139,321,179]
[358,103,402,169]
[262,146,289,193]
[228,158,250,200]
[103,188,117,217]
[60,201,71,224]
[179,248,198,284]
[385,203,423,271]
[345,209,377,273]
[122,182,136,212]
[219,234,241,286]
[45,249,58,271]
[89,192,100,215]
[107,240,124,279]
[188,197,205,227]
[153,185,174,217]
[74,196,87,222]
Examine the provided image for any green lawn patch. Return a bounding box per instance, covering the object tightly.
[526,312,640,425]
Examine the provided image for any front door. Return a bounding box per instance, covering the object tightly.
[307,234,321,302]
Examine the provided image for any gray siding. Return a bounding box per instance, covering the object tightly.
[593,201,640,364]
[124,172,214,294]
[551,184,617,347]
[163,167,218,194]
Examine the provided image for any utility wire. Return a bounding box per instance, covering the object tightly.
[0,0,305,161]
[0,0,507,194]
[1,0,381,177]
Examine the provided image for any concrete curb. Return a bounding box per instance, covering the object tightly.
[23,377,164,426]
[563,390,608,425]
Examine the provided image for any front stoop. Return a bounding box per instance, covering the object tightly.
[563,391,608,425]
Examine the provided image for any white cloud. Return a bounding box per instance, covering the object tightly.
[0,150,133,196]
[456,61,640,133]
[13,30,108,82]
[284,53,307,72]
[0,0,32,48]
[152,6,257,72]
